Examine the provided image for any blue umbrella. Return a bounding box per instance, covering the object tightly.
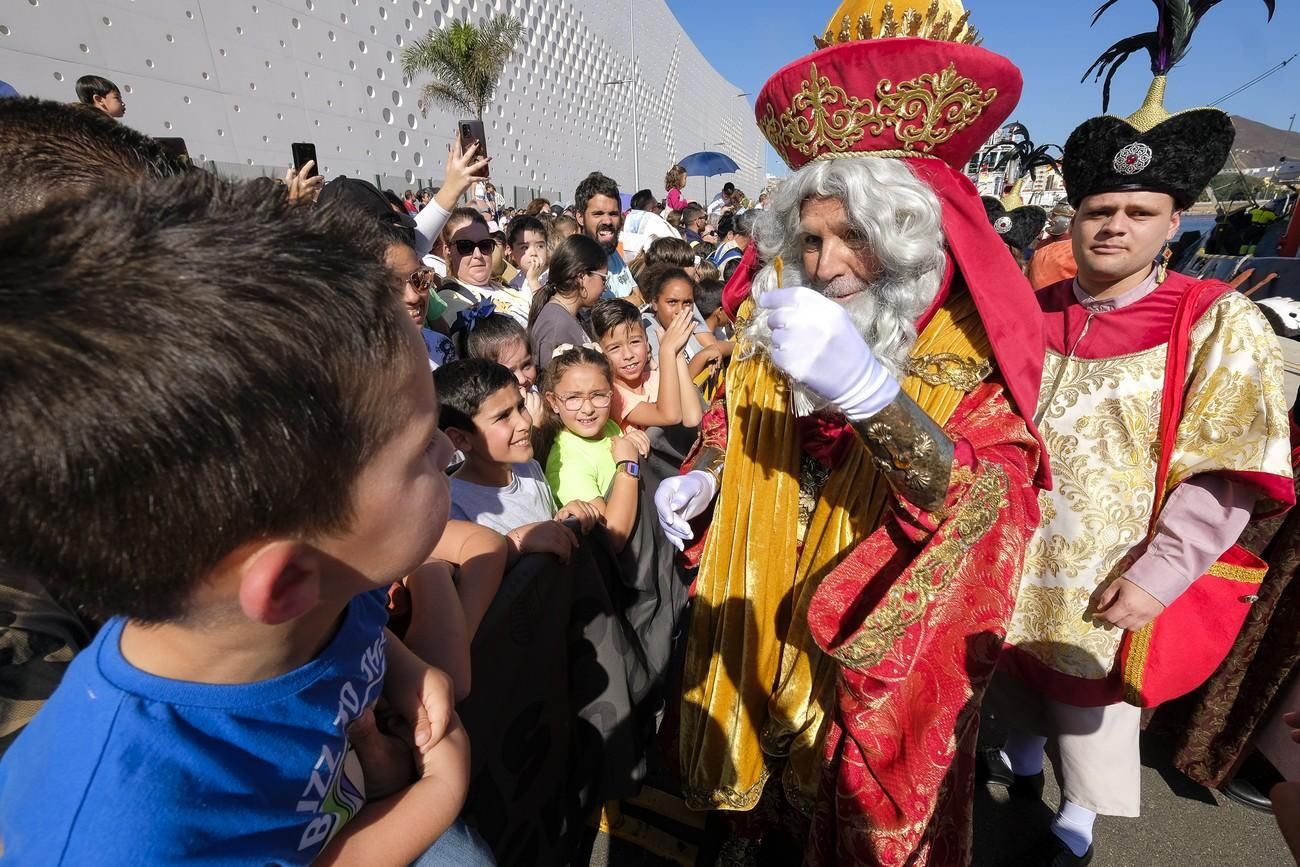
[678,151,740,205]
[678,151,740,177]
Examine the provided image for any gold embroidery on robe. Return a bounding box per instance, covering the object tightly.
[1009,292,1292,680]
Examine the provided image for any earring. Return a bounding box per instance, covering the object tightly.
[1156,245,1172,284]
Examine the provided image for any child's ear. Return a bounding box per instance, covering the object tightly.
[545,392,562,413]
[236,540,321,625]
[445,425,474,453]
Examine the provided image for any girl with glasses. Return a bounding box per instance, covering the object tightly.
[526,235,609,367]
[539,348,649,553]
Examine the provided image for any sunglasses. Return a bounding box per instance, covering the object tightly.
[453,238,497,256]
[401,268,437,294]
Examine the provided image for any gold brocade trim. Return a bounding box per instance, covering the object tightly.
[1122,620,1154,706]
[1206,560,1267,585]
[831,465,1011,668]
[904,352,993,392]
[758,61,997,161]
[682,765,772,812]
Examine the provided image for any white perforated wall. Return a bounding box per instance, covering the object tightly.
[0,0,765,204]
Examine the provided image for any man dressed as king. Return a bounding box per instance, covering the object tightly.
[654,1,1053,862]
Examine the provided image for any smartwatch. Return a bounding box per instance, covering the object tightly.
[616,459,640,479]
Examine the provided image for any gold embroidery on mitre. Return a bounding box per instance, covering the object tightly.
[815,0,980,48]
[758,61,997,161]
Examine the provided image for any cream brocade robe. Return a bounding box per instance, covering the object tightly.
[1006,277,1292,691]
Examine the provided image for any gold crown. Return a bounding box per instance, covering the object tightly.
[814,0,980,49]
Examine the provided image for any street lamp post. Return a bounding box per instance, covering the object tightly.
[600,2,641,190]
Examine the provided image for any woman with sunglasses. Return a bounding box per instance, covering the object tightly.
[527,235,609,368]
[437,213,534,328]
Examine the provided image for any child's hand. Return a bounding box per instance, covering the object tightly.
[695,344,723,369]
[347,706,415,799]
[612,429,652,464]
[524,254,546,289]
[661,308,695,355]
[523,388,544,425]
[383,634,455,755]
[556,500,601,533]
[506,520,579,562]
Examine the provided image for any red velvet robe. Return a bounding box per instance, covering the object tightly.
[805,382,1041,866]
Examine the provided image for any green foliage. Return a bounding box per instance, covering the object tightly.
[401,15,525,119]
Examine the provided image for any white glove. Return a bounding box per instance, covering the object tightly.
[654,471,718,552]
[756,286,899,421]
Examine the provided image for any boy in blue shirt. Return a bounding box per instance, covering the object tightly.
[0,174,492,865]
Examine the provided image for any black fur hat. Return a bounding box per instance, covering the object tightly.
[982,196,1047,253]
[1063,0,1274,209]
[1063,106,1233,210]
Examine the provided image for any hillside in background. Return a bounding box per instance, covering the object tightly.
[1231,116,1300,168]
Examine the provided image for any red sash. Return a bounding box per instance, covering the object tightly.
[1113,279,1267,707]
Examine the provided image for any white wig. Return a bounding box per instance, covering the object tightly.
[743,158,946,380]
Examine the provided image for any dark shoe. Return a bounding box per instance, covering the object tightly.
[1023,831,1094,867]
[1220,776,1274,813]
[977,746,1046,800]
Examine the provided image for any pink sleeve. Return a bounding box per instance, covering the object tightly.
[1125,475,1258,607]
[666,188,687,211]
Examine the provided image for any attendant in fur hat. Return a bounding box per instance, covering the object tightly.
[987,2,1293,865]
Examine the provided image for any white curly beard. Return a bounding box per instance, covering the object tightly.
[741,267,926,416]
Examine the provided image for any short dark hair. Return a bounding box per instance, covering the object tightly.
[722,182,736,194]
[643,236,695,270]
[716,213,735,239]
[507,215,546,249]
[0,98,184,226]
[695,278,725,319]
[630,189,656,211]
[433,359,519,434]
[575,171,620,215]
[0,172,409,624]
[75,74,119,105]
[642,266,695,303]
[590,299,644,340]
[318,176,416,249]
[682,204,705,226]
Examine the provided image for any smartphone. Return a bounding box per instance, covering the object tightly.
[291,142,318,178]
[458,119,489,178]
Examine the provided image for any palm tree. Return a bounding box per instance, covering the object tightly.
[401,15,525,120]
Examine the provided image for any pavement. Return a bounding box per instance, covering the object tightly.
[585,727,1293,867]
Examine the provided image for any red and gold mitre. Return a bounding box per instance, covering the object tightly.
[756,0,1022,172]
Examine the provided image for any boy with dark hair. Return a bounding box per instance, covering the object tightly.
[0,173,491,865]
[74,73,125,118]
[436,359,597,542]
[574,171,638,301]
[0,97,181,226]
[506,214,549,292]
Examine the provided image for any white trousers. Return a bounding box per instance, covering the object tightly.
[985,671,1142,817]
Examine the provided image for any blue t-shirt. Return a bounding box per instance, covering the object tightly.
[0,590,391,865]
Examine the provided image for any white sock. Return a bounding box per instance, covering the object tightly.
[1000,731,1047,776]
[1051,799,1096,857]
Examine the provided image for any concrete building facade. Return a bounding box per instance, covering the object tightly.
[0,0,765,205]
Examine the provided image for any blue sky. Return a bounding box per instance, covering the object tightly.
[663,0,1299,176]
